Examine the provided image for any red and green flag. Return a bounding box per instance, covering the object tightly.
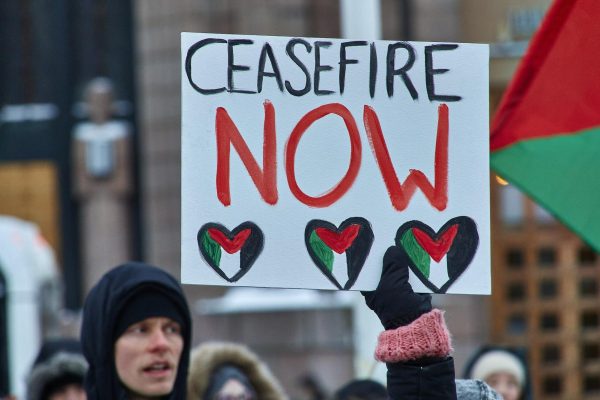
[490,0,600,251]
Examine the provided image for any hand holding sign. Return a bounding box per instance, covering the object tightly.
[362,245,432,329]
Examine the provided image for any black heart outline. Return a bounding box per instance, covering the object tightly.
[197,222,264,282]
[305,217,374,290]
[395,216,479,293]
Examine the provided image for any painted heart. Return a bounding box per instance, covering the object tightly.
[395,216,479,293]
[197,222,264,282]
[305,217,374,290]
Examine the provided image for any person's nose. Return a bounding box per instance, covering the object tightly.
[148,328,170,351]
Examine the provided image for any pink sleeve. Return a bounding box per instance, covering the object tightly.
[375,309,453,363]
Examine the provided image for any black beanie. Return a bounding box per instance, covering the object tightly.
[113,287,186,340]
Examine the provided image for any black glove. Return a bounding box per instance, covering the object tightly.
[362,245,432,330]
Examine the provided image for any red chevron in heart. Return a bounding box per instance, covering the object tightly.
[208,228,251,254]
[315,225,361,254]
[412,224,458,262]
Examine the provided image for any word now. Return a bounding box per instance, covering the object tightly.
[216,101,448,211]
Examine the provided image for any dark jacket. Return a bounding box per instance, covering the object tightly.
[386,357,457,400]
[80,262,192,400]
[187,341,287,400]
[387,359,501,400]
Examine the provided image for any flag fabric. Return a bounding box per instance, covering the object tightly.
[490,0,600,251]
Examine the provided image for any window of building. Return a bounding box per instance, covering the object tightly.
[581,311,599,330]
[578,246,597,266]
[543,375,562,395]
[539,279,558,299]
[582,343,600,364]
[506,248,525,269]
[542,344,561,364]
[537,247,557,267]
[583,374,600,394]
[507,282,526,302]
[579,278,598,298]
[540,313,559,331]
[507,314,527,335]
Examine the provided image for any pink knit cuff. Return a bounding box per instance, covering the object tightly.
[374,309,452,363]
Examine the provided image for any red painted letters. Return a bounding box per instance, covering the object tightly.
[215,101,449,211]
[216,100,278,205]
[363,103,448,211]
[285,103,362,207]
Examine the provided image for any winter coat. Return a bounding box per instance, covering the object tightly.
[386,357,457,400]
[456,380,501,400]
[386,359,501,400]
[80,262,192,400]
[187,341,287,400]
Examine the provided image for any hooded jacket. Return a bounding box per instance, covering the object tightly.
[81,262,191,400]
[187,341,287,400]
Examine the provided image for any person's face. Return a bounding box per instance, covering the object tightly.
[215,379,255,400]
[485,372,522,400]
[48,383,86,400]
[114,317,183,399]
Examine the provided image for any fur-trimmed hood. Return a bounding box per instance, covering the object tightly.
[187,342,287,400]
[26,352,87,400]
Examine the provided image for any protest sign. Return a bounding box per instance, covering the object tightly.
[181,32,489,293]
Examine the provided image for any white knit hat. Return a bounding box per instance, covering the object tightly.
[470,350,525,387]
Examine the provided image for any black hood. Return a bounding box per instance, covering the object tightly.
[81,262,191,400]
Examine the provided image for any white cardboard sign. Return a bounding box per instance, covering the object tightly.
[181,32,490,294]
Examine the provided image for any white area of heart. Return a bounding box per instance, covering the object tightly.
[427,257,450,290]
[218,251,241,278]
[331,252,350,289]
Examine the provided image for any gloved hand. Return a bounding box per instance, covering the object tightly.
[362,245,432,330]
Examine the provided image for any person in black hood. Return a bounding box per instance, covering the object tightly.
[80,262,191,400]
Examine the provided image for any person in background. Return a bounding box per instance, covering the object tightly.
[297,374,327,400]
[187,341,286,400]
[333,379,387,400]
[26,338,87,400]
[80,262,191,400]
[362,246,501,400]
[464,346,529,400]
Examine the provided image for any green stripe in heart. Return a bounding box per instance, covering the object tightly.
[400,229,430,278]
[201,230,222,267]
[309,230,334,272]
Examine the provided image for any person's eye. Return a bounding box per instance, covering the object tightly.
[165,323,181,335]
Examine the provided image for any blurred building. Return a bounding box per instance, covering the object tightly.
[3,0,599,399]
[0,1,140,310]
